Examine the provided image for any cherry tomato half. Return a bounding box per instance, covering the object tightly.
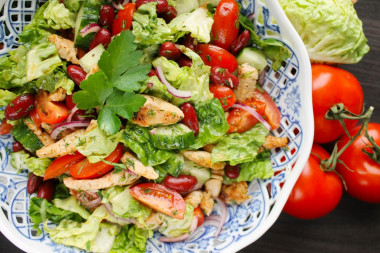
[36,90,69,124]
[0,119,13,135]
[283,144,343,219]
[209,84,236,111]
[227,100,266,133]
[197,44,238,73]
[130,183,186,219]
[70,144,123,179]
[312,64,364,143]
[44,152,85,180]
[193,206,204,227]
[112,3,135,36]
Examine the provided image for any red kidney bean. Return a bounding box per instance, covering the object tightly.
[210,66,239,88]
[99,5,115,30]
[136,0,168,14]
[89,28,112,50]
[5,94,35,121]
[230,30,251,55]
[12,141,24,152]
[178,55,192,67]
[159,42,182,60]
[65,94,76,110]
[225,164,240,179]
[72,108,96,122]
[164,175,198,192]
[148,69,158,77]
[160,5,177,23]
[180,102,199,136]
[37,180,56,201]
[27,173,43,194]
[67,65,86,86]
[183,34,198,51]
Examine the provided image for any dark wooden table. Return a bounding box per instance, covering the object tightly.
[1,0,379,252]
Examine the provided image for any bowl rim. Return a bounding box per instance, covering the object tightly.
[0,0,314,252]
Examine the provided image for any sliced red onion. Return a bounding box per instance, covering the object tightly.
[155,66,192,99]
[159,216,198,243]
[150,128,157,135]
[112,0,129,10]
[202,219,220,228]
[86,197,102,209]
[231,102,272,131]
[50,121,90,139]
[67,105,79,123]
[104,203,136,223]
[80,23,101,37]
[215,198,227,237]
[204,215,222,223]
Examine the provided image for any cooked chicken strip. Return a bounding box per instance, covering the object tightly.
[182,150,225,170]
[121,152,159,180]
[48,34,79,64]
[36,129,85,158]
[48,87,67,102]
[132,95,184,127]
[234,63,259,103]
[63,170,140,191]
[23,118,55,146]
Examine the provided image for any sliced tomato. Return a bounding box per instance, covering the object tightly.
[250,89,281,129]
[0,119,13,135]
[130,183,186,219]
[209,84,236,111]
[30,109,42,128]
[227,100,266,133]
[44,152,85,180]
[36,90,69,124]
[197,44,238,73]
[70,144,123,179]
[112,3,135,36]
[193,206,204,227]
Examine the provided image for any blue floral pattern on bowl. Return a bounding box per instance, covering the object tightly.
[0,0,312,252]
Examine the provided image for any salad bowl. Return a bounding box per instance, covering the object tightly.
[0,0,313,252]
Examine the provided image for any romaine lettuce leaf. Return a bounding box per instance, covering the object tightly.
[211,123,268,165]
[0,89,17,107]
[159,204,194,237]
[278,0,369,64]
[53,196,90,219]
[169,7,214,43]
[0,45,28,89]
[141,76,174,101]
[10,151,51,176]
[32,67,75,94]
[43,0,76,30]
[110,224,152,253]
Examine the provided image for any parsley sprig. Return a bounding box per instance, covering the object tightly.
[73,31,150,135]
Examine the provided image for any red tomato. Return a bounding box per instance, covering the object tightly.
[44,152,85,180]
[70,144,123,179]
[227,100,266,133]
[30,109,42,128]
[36,90,69,124]
[312,64,364,143]
[336,123,380,203]
[0,119,13,135]
[283,144,343,219]
[163,175,197,192]
[130,183,186,219]
[197,44,238,73]
[209,84,236,111]
[112,3,135,36]
[249,89,281,129]
[211,0,239,50]
[193,206,204,227]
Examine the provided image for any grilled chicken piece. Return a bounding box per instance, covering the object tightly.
[184,191,203,208]
[136,212,165,230]
[36,129,85,158]
[23,118,55,146]
[121,152,159,180]
[48,34,79,64]
[63,170,140,191]
[234,63,259,103]
[200,191,214,216]
[48,87,67,102]
[220,182,251,205]
[132,95,184,127]
[182,150,225,170]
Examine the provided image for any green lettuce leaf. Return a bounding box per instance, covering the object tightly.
[211,123,268,165]
[111,224,152,253]
[52,196,90,219]
[0,89,17,107]
[10,151,51,176]
[132,2,174,47]
[278,0,369,64]
[159,204,194,237]
[75,121,121,163]
[169,7,214,43]
[43,0,76,30]
[152,57,184,88]
[141,76,173,101]
[0,45,28,89]
[63,0,83,12]
[32,67,75,94]
[121,124,172,166]
[29,197,85,234]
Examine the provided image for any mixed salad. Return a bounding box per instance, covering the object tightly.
[0,0,291,252]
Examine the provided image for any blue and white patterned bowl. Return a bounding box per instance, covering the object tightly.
[0,0,313,252]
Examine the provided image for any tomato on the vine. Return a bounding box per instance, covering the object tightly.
[312,64,364,143]
[336,123,380,203]
[283,144,343,219]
